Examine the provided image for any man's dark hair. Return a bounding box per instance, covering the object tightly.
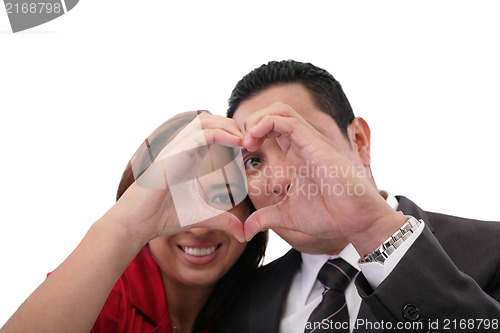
[227,60,355,138]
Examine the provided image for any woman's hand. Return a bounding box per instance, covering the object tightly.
[107,113,247,243]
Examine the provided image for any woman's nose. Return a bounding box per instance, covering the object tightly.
[186,228,216,237]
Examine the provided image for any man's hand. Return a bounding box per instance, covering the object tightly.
[240,102,405,254]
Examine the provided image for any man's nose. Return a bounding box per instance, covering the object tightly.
[266,154,292,197]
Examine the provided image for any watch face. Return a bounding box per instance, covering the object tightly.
[129,111,247,227]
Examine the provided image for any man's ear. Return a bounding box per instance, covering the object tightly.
[347,117,371,166]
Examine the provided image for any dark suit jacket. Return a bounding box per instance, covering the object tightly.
[216,196,500,332]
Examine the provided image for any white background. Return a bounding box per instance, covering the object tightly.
[1,0,499,326]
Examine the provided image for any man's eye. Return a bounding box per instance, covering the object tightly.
[244,157,261,170]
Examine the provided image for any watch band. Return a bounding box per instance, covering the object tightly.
[359,214,422,264]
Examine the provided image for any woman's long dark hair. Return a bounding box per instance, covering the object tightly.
[116,113,268,333]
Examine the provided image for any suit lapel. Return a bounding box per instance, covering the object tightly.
[354,302,384,332]
[249,249,302,333]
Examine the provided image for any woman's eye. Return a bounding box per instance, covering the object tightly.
[244,157,261,170]
[208,192,233,210]
[212,193,231,204]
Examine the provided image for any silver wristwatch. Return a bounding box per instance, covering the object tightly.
[359,214,422,264]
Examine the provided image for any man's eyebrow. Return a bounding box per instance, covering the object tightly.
[241,148,249,155]
[305,120,318,128]
[305,120,325,133]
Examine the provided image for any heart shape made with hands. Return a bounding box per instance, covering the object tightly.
[128,110,365,243]
[130,111,249,228]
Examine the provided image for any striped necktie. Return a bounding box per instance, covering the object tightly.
[304,258,358,333]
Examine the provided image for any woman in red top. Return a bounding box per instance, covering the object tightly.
[2,112,267,333]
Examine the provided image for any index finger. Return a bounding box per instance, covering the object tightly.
[241,102,320,152]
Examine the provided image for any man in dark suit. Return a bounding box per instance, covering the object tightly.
[216,60,500,332]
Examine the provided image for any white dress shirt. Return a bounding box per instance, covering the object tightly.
[279,192,425,333]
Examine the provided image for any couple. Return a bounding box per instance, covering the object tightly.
[3,60,500,333]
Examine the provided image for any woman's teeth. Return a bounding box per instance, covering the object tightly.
[182,245,218,257]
